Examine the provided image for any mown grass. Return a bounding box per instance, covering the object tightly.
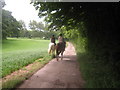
[2,38,50,77]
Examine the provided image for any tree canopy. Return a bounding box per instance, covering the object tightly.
[32,2,120,76]
[29,20,45,31]
[2,9,22,39]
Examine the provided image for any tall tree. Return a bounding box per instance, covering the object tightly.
[19,20,28,37]
[2,9,22,39]
[29,20,45,31]
[19,20,26,30]
[1,0,6,8]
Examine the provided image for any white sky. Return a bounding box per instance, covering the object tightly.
[3,0,45,29]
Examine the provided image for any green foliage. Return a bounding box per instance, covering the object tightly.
[76,53,120,88]
[32,2,120,88]
[72,36,120,88]
[29,20,45,31]
[2,38,49,77]
[2,55,52,89]
[19,20,27,30]
[2,9,22,39]
[26,20,60,39]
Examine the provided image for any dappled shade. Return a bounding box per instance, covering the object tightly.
[32,2,120,87]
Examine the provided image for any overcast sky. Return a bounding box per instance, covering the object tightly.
[3,0,45,29]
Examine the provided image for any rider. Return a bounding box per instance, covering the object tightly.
[57,34,66,50]
[58,34,65,43]
[50,35,56,46]
[56,34,66,61]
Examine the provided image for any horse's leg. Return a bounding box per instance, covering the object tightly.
[48,48,51,54]
[49,48,52,55]
[56,49,59,61]
[56,54,59,61]
[56,50,61,61]
[57,51,62,61]
[48,43,50,54]
[56,43,62,61]
[61,51,63,60]
[53,45,55,55]
[51,46,53,54]
[52,45,56,58]
[56,44,60,61]
[61,46,65,60]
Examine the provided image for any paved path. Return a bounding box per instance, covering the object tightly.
[17,42,85,88]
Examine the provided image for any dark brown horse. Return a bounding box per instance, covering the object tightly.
[56,42,66,61]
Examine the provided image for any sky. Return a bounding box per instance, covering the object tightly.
[3,0,45,29]
[3,0,119,29]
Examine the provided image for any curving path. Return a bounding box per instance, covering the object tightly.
[17,42,85,88]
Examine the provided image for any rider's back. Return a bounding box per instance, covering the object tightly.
[51,37,55,43]
[58,36,64,43]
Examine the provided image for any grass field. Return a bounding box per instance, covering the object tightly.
[2,38,50,77]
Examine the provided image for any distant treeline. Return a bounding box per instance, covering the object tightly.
[2,8,59,39]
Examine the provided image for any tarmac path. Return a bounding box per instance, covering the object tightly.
[17,42,85,88]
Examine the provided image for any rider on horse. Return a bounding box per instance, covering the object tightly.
[50,35,56,46]
[58,34,66,49]
[56,34,66,56]
[48,35,56,55]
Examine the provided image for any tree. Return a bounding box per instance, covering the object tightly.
[1,0,6,8]
[32,2,120,77]
[1,0,6,40]
[19,20,28,37]
[19,20,26,30]
[29,20,45,31]
[32,2,85,30]
[2,9,22,39]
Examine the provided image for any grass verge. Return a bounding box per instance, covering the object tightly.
[72,37,119,88]
[2,55,52,89]
[77,52,120,88]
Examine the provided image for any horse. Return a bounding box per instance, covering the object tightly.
[48,42,56,57]
[56,42,66,61]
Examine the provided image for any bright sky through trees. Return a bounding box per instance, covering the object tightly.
[3,0,45,29]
